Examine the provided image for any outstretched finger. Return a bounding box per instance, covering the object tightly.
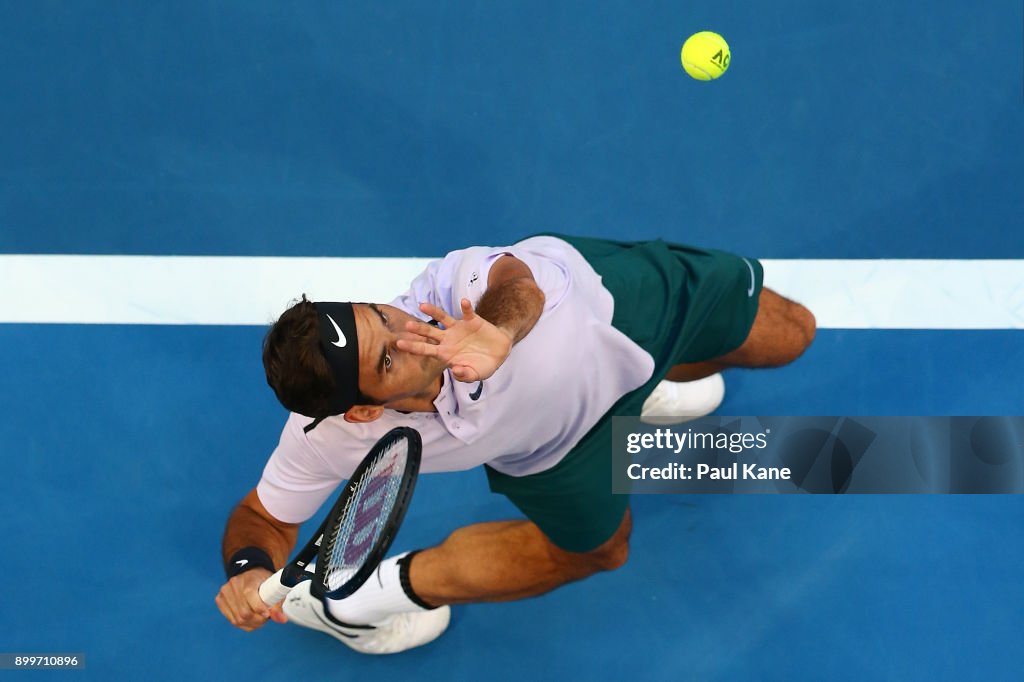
[404,318,445,342]
[419,302,457,327]
[459,298,477,321]
[398,329,438,346]
[396,338,442,358]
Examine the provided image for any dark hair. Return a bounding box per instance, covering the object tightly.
[262,295,337,418]
[262,296,382,417]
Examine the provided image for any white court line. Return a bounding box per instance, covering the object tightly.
[0,256,1022,329]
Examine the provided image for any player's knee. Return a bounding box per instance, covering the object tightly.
[789,302,816,357]
[774,300,816,366]
[569,534,629,574]
[581,511,631,572]
[796,303,816,354]
[593,536,630,571]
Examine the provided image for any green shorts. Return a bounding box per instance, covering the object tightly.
[486,234,764,552]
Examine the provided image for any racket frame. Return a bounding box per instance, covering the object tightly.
[312,426,421,600]
[259,426,421,606]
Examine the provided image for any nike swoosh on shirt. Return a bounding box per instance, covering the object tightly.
[325,314,347,347]
[741,258,756,297]
[469,382,483,400]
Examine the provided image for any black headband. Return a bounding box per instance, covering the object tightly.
[313,302,361,416]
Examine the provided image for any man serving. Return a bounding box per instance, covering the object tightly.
[215,234,815,654]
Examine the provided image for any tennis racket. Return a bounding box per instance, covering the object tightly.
[259,426,422,605]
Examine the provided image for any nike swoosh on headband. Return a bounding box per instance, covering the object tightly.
[325,314,347,347]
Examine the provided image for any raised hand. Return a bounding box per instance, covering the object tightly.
[396,299,513,382]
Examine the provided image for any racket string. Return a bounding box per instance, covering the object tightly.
[322,440,407,592]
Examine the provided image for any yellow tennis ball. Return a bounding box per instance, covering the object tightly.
[680,31,730,81]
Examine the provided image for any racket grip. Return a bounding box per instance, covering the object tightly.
[258,569,292,606]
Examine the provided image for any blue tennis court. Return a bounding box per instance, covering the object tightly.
[1,2,1022,679]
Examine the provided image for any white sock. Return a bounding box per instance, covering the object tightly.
[325,551,434,625]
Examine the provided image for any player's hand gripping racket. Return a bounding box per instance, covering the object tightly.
[259,426,422,605]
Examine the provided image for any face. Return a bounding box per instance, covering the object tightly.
[352,303,444,407]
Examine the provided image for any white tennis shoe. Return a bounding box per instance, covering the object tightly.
[281,580,451,655]
[640,374,725,425]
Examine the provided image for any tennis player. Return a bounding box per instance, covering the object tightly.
[215,234,815,654]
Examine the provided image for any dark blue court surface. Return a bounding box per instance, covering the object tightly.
[1,2,1022,680]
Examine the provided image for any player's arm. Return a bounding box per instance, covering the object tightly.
[215,488,300,631]
[398,254,545,382]
[475,254,545,344]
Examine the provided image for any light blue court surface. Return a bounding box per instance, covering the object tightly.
[1,2,1022,680]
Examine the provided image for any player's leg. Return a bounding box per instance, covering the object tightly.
[398,418,635,605]
[664,287,816,382]
[321,418,630,624]
[281,510,630,654]
[408,509,631,605]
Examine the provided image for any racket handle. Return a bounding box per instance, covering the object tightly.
[258,569,292,606]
